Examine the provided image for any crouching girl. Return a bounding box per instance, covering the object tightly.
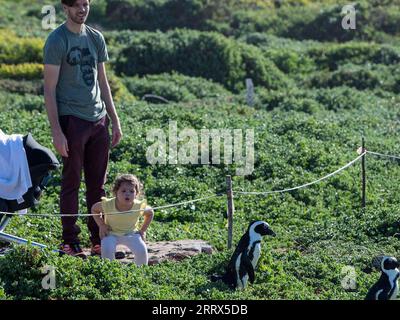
[91,174,154,265]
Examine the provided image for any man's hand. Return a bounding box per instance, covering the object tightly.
[52,131,69,157]
[111,121,123,148]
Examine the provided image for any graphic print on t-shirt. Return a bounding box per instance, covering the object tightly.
[66,46,95,86]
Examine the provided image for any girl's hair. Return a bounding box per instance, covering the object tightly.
[61,0,91,6]
[112,174,143,196]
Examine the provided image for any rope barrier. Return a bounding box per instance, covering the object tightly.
[2,147,400,256]
[4,149,399,217]
[0,194,224,218]
[233,152,366,196]
[366,150,400,161]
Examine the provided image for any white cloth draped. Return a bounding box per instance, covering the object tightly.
[0,129,32,201]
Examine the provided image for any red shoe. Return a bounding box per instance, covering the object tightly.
[60,243,87,259]
[91,244,102,256]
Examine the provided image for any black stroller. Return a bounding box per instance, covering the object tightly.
[0,133,59,250]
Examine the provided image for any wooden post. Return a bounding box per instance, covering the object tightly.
[246,78,254,107]
[226,175,234,249]
[361,137,366,211]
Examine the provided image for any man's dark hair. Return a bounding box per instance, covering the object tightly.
[61,0,91,6]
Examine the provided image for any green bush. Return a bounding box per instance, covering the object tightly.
[294,2,400,42]
[0,79,43,95]
[0,30,44,64]
[105,0,239,31]
[310,87,383,111]
[0,246,50,299]
[251,88,321,113]
[0,91,44,112]
[0,63,43,80]
[307,43,400,71]
[249,86,388,112]
[306,64,398,92]
[0,284,7,300]
[122,73,232,102]
[229,10,280,36]
[228,2,400,42]
[114,30,289,92]
[241,45,293,89]
[264,48,316,74]
[106,69,136,103]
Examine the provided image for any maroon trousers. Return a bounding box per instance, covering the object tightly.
[59,115,110,246]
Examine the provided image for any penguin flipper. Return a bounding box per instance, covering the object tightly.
[376,289,387,300]
[243,256,255,283]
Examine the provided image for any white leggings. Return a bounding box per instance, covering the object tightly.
[101,233,148,266]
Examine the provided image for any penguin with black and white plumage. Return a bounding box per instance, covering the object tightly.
[365,256,399,300]
[211,220,276,290]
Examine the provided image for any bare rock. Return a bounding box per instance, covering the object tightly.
[84,240,213,265]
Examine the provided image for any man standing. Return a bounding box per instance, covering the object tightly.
[43,0,122,258]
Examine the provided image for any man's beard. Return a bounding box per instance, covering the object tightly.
[69,12,88,25]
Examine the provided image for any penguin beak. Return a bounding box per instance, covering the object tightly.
[267,229,276,237]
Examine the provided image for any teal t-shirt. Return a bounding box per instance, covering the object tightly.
[43,23,109,122]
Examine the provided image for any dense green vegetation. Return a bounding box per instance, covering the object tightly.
[1,0,400,300]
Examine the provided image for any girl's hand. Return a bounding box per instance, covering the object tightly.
[139,230,146,241]
[99,224,111,239]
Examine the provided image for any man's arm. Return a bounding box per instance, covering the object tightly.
[44,64,69,157]
[98,62,122,147]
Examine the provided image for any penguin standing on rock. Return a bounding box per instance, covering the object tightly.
[365,256,399,300]
[211,220,276,290]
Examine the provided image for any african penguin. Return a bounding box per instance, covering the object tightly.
[211,220,276,290]
[365,256,399,300]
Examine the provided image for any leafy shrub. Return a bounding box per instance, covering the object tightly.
[229,10,281,36]
[0,91,44,112]
[122,73,232,102]
[0,63,43,80]
[250,88,321,113]
[309,87,383,111]
[106,69,136,103]
[0,79,43,95]
[86,0,108,24]
[0,246,50,299]
[0,284,7,300]
[114,29,289,92]
[239,33,303,49]
[264,48,316,74]
[0,30,43,64]
[306,64,398,92]
[293,2,400,42]
[307,43,400,71]
[241,86,390,113]
[105,0,243,31]
[228,2,400,42]
[241,45,293,90]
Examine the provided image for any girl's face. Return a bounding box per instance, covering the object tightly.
[116,182,137,205]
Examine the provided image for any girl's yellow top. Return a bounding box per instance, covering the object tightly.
[101,197,147,236]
